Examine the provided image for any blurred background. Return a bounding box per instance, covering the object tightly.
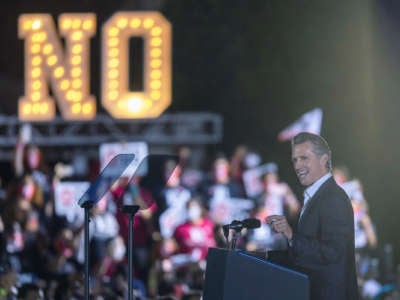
[0,0,399,299]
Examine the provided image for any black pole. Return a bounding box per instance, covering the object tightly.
[122,205,140,300]
[230,230,242,250]
[222,225,230,249]
[128,212,134,300]
[82,202,93,300]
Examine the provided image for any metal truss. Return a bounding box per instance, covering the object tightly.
[0,112,223,161]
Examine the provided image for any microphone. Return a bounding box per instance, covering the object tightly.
[222,218,261,250]
[223,218,261,232]
[242,218,261,229]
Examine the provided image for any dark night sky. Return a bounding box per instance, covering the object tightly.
[1,0,400,265]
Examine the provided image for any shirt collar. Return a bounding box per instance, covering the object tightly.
[304,172,332,201]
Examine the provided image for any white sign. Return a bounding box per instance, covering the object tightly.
[54,181,89,225]
[242,162,278,198]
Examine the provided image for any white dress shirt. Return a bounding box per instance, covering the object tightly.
[300,172,332,218]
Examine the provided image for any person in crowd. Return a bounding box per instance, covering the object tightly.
[157,161,192,239]
[90,235,148,299]
[147,197,215,299]
[256,163,300,220]
[266,132,359,300]
[172,197,216,262]
[13,141,53,234]
[229,145,249,191]
[176,146,205,195]
[17,282,44,300]
[112,175,158,287]
[47,226,79,275]
[229,145,262,194]
[333,165,378,290]
[202,156,247,225]
[333,166,378,251]
[88,193,120,273]
[2,197,31,273]
[0,266,17,300]
[15,143,51,208]
[246,163,300,252]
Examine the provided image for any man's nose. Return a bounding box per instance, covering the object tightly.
[294,161,302,171]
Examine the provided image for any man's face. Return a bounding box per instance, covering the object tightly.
[292,141,328,186]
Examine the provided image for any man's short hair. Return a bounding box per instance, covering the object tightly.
[291,132,332,170]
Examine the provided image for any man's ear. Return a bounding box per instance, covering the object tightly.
[321,153,329,167]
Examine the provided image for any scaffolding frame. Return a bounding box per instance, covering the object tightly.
[0,112,223,161]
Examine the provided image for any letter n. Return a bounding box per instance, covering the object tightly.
[18,14,96,121]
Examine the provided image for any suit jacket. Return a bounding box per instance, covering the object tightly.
[289,177,359,300]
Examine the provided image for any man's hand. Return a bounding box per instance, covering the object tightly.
[266,215,293,240]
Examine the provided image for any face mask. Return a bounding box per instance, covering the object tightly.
[187,205,202,221]
[96,196,107,212]
[22,183,35,201]
[111,239,126,261]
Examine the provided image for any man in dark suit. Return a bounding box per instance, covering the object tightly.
[266,132,359,300]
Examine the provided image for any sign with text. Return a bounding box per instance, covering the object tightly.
[54,181,89,224]
[18,12,171,121]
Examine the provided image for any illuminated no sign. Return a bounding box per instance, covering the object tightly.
[18,12,171,121]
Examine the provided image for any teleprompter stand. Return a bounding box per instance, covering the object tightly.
[78,153,179,300]
[78,153,136,300]
[121,205,140,300]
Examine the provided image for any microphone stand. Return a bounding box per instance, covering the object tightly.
[222,225,230,249]
[230,227,243,250]
[223,218,261,250]
[121,205,140,300]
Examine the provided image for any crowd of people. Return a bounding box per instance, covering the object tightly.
[0,136,397,299]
